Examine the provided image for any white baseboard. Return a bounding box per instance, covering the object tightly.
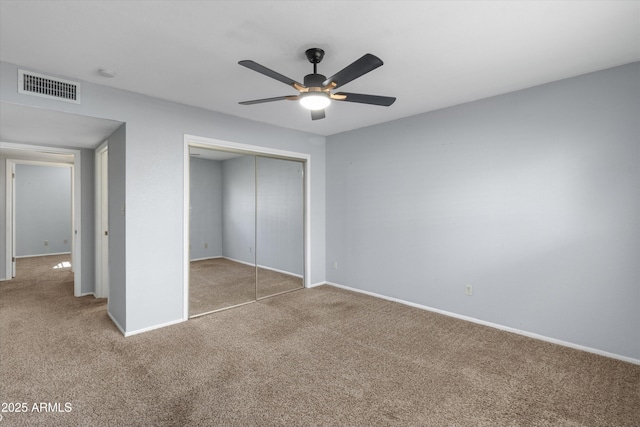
[324,282,640,366]
[222,256,302,278]
[223,256,255,267]
[107,310,126,336]
[258,263,303,278]
[190,255,222,262]
[123,317,186,337]
[307,281,325,288]
[15,251,71,258]
[77,291,95,298]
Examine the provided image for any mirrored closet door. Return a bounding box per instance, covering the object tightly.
[188,147,305,317]
[189,150,256,316]
[256,156,304,299]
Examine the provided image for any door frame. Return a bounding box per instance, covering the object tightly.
[3,142,82,296]
[95,140,109,300]
[183,134,311,321]
[5,159,16,279]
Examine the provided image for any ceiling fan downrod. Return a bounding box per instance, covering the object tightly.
[305,48,325,75]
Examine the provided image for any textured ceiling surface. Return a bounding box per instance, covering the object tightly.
[1,1,639,139]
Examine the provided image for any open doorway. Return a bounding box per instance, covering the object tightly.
[1,104,125,326]
[3,143,83,295]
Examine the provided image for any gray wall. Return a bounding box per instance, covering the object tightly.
[15,164,72,256]
[189,157,223,260]
[190,155,304,276]
[221,155,256,265]
[326,62,640,360]
[0,60,328,333]
[0,153,52,276]
[107,123,126,329]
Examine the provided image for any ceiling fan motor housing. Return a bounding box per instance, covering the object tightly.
[303,73,326,88]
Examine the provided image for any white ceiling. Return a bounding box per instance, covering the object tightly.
[1,1,639,137]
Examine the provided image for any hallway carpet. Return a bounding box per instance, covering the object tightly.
[1,255,638,426]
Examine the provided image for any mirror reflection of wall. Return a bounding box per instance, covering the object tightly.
[188,148,304,317]
[189,151,256,316]
[256,156,304,299]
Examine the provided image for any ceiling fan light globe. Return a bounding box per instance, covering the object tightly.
[299,93,330,110]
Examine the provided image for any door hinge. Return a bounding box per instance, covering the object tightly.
[12,257,15,262]
[104,231,108,236]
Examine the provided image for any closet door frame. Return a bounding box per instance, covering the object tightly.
[182,135,310,321]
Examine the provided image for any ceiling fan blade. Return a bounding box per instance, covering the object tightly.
[311,109,325,120]
[239,96,293,105]
[322,54,383,89]
[334,92,396,106]
[239,60,303,89]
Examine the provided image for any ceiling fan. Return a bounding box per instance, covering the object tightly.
[238,48,396,120]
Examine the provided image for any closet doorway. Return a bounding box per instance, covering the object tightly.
[184,137,308,318]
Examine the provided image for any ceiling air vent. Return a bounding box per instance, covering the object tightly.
[18,69,81,104]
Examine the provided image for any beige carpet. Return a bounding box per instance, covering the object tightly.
[1,255,639,427]
[189,258,303,316]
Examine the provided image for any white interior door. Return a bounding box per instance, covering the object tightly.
[96,147,109,298]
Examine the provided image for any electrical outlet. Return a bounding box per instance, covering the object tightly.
[333,261,338,270]
[44,240,49,246]
[64,239,68,244]
[465,284,473,296]
[204,243,208,249]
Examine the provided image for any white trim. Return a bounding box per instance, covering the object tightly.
[189,255,223,262]
[187,134,311,162]
[183,134,311,321]
[190,300,256,319]
[1,142,82,296]
[257,263,303,279]
[307,281,326,288]
[183,140,191,321]
[15,252,71,258]
[123,317,185,337]
[216,256,303,278]
[223,256,255,267]
[3,159,72,167]
[107,311,126,336]
[4,159,14,279]
[77,291,96,298]
[324,282,640,366]
[11,161,15,278]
